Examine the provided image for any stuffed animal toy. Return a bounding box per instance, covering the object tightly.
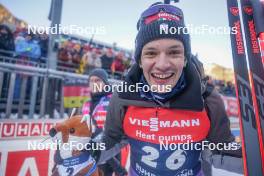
[49,114,103,176]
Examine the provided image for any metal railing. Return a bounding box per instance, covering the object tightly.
[0,49,126,78]
[0,60,89,119]
[0,48,126,119]
[0,59,122,119]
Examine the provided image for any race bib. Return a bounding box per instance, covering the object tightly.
[123,106,210,176]
[57,153,95,176]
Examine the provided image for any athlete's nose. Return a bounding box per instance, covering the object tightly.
[154,52,170,71]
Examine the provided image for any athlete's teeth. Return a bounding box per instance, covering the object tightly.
[153,74,171,79]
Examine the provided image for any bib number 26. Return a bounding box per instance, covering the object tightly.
[141,146,186,170]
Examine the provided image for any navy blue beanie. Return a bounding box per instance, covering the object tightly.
[135,2,191,64]
[89,68,109,85]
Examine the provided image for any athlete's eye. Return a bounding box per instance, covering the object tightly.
[69,128,75,134]
[168,50,182,56]
[142,50,158,58]
[145,51,156,56]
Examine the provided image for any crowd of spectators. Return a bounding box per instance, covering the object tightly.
[0,24,134,103]
[57,37,133,78]
[0,24,48,66]
[0,24,50,100]
[0,24,133,79]
[207,76,236,97]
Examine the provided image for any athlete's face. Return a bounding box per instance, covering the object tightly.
[140,39,185,93]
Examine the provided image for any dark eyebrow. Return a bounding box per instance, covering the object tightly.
[143,45,182,51]
[143,47,157,51]
[168,45,182,49]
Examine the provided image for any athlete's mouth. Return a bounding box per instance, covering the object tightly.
[151,73,174,80]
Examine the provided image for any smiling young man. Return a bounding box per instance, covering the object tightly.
[102,2,243,176]
[140,39,185,93]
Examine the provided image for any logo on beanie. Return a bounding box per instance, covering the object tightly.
[145,12,180,25]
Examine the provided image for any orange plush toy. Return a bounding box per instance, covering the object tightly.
[49,114,103,176]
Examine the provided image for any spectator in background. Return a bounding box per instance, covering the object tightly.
[14,32,41,101]
[219,80,226,94]
[38,33,48,58]
[123,53,132,73]
[14,31,27,62]
[0,24,15,57]
[214,80,223,94]
[58,41,71,62]
[95,47,103,59]
[79,44,91,74]
[206,76,214,86]
[15,33,41,62]
[71,42,81,65]
[111,51,125,79]
[66,40,74,62]
[223,81,236,97]
[81,68,127,175]
[76,44,88,74]
[0,25,15,100]
[82,43,91,54]
[100,48,114,72]
[86,48,102,72]
[30,34,41,61]
[14,29,26,43]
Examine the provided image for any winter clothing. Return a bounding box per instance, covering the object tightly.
[88,68,110,85]
[134,2,191,64]
[139,72,186,104]
[0,25,15,56]
[87,52,102,68]
[82,73,127,175]
[15,37,41,60]
[102,62,242,175]
[111,56,125,73]
[82,92,112,130]
[100,54,114,71]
